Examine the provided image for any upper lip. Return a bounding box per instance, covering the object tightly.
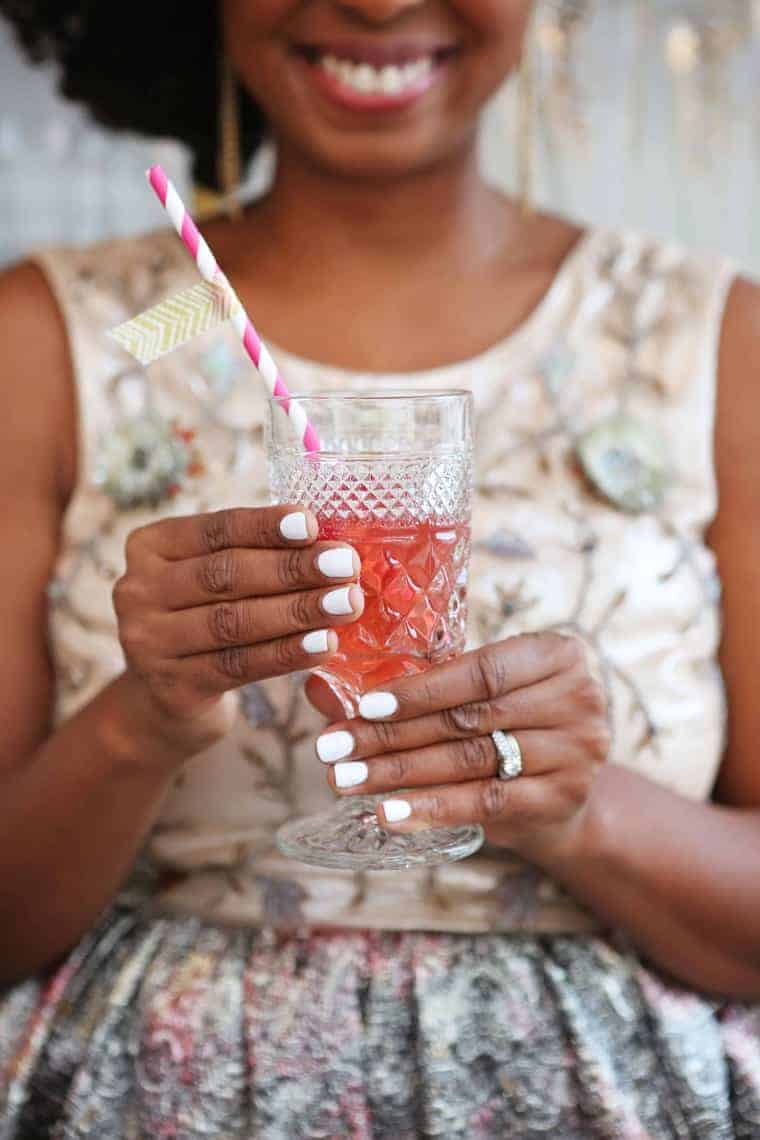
[295,40,459,67]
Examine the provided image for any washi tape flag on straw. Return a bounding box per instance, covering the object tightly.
[108,165,319,453]
[109,281,234,366]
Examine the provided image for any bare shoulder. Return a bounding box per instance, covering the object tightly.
[0,261,79,760]
[712,277,760,525]
[710,276,760,805]
[0,260,77,504]
[715,276,760,440]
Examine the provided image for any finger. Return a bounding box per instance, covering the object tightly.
[328,730,573,796]
[304,673,346,723]
[376,776,572,832]
[162,542,361,610]
[175,627,340,695]
[355,634,574,724]
[315,670,582,764]
[159,584,365,656]
[129,505,319,562]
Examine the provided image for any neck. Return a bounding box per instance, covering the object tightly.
[252,136,518,277]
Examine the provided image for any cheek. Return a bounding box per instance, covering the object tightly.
[451,0,532,99]
[222,0,300,38]
[221,0,298,107]
[452,0,533,38]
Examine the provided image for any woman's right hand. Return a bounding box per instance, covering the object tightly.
[113,505,363,757]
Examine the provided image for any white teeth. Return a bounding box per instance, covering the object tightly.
[380,65,403,95]
[355,63,375,93]
[410,58,433,82]
[317,54,434,96]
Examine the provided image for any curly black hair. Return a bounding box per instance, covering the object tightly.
[0,2,266,190]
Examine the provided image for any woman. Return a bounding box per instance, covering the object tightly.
[1,1,759,1136]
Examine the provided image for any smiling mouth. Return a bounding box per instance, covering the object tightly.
[295,44,459,100]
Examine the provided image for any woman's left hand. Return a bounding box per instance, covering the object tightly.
[307,633,611,853]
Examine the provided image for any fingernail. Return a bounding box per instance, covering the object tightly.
[382,800,412,823]
[302,629,331,655]
[359,692,398,720]
[280,512,309,541]
[334,761,369,789]
[322,586,361,617]
[316,730,354,763]
[317,548,358,579]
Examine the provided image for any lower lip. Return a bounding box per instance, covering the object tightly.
[300,58,441,114]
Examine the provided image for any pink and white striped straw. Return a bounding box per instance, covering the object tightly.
[147,165,320,453]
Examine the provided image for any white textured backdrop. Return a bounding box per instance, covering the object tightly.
[1,5,759,274]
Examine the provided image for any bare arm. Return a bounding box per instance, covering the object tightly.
[0,264,185,982]
[0,264,363,985]
[516,276,760,997]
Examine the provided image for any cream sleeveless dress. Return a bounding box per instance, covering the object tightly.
[2,226,759,1139]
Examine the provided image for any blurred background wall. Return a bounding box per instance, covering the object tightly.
[1,1,759,273]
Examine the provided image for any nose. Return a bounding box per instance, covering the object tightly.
[335,0,425,23]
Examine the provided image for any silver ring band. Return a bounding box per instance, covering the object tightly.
[492,731,523,780]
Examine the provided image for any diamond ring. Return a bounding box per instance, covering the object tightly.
[492,731,523,780]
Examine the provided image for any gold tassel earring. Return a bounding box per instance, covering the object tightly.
[194,54,243,221]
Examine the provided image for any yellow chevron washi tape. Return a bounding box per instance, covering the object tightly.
[108,281,233,366]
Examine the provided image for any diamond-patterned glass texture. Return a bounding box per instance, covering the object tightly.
[269,452,473,524]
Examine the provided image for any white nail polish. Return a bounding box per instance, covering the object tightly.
[322,586,357,616]
[316,730,354,763]
[280,512,309,541]
[383,800,412,823]
[317,549,356,579]
[359,692,399,720]
[334,761,369,789]
[302,630,330,655]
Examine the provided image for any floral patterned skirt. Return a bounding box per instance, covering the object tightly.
[1,904,759,1139]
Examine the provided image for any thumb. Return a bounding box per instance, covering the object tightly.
[304,673,346,722]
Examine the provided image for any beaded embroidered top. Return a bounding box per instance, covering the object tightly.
[33,226,734,933]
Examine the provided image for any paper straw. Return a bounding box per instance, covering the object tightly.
[147,165,320,453]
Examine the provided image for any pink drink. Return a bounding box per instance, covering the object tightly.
[269,392,483,869]
[319,516,470,703]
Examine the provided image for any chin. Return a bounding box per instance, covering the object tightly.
[280,122,475,183]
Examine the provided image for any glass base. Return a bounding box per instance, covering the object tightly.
[276,795,485,871]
